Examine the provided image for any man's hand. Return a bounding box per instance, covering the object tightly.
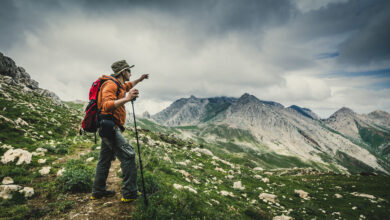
[139,74,149,81]
[126,89,139,101]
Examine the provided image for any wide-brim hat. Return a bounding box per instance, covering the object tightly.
[111,60,135,77]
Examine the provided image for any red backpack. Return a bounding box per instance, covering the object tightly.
[81,76,121,135]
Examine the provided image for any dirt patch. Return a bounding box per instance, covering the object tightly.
[61,159,136,220]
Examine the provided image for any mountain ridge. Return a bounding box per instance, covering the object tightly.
[151,94,390,174]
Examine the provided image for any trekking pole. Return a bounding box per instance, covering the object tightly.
[131,100,148,207]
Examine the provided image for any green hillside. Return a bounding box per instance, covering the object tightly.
[1,81,390,219]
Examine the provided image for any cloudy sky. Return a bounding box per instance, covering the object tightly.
[1,0,389,118]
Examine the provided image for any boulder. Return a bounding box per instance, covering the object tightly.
[0,144,13,150]
[334,193,343,198]
[1,148,32,165]
[57,168,66,177]
[294,189,309,200]
[220,190,235,197]
[15,118,28,126]
[259,193,278,203]
[273,215,294,220]
[39,166,51,176]
[35,88,63,106]
[233,181,245,190]
[86,157,94,162]
[191,147,214,156]
[0,184,23,199]
[253,167,264,171]
[2,177,14,185]
[38,159,46,164]
[20,187,34,198]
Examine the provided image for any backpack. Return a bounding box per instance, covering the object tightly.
[81,76,121,140]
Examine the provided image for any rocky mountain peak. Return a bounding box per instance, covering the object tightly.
[236,93,259,105]
[330,107,356,118]
[142,111,151,119]
[0,52,62,106]
[368,110,390,117]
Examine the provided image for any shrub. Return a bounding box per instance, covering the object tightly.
[56,159,94,193]
[137,171,160,195]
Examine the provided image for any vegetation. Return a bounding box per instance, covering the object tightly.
[1,76,390,219]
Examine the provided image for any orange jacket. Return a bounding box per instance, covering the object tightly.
[97,75,133,126]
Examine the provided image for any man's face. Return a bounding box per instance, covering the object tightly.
[123,69,131,81]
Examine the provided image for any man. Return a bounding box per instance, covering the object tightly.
[91,60,149,202]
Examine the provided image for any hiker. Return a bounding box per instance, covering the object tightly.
[91,60,149,202]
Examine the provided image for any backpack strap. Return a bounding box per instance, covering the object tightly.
[98,76,123,126]
[107,76,122,98]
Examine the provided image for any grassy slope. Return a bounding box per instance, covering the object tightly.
[1,86,390,219]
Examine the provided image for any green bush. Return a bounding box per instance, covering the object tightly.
[42,143,68,154]
[137,171,160,195]
[56,159,94,193]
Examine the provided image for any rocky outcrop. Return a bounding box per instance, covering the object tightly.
[1,149,32,165]
[0,52,63,106]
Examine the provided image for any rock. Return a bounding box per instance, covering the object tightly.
[0,184,23,199]
[173,183,197,193]
[226,175,234,180]
[0,144,13,149]
[38,159,46,164]
[15,118,28,126]
[352,206,357,210]
[20,187,34,198]
[253,167,264,171]
[220,190,235,197]
[173,183,183,190]
[57,168,65,177]
[233,181,245,190]
[259,193,278,203]
[35,88,63,106]
[350,192,375,200]
[39,166,51,175]
[176,161,187,166]
[183,186,197,194]
[190,147,214,156]
[36,148,48,153]
[215,167,226,173]
[178,170,191,178]
[32,152,45,156]
[334,193,343,198]
[294,189,309,200]
[273,215,293,220]
[103,201,113,207]
[86,157,94,162]
[2,177,14,185]
[1,148,32,165]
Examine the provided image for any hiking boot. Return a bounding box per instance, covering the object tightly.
[90,190,116,200]
[121,191,142,203]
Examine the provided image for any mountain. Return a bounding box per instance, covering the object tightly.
[287,105,320,120]
[152,94,390,174]
[153,95,237,126]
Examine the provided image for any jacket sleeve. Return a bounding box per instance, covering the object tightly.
[101,82,117,112]
[125,82,133,92]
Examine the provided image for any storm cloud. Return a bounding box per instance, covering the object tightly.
[1,0,389,117]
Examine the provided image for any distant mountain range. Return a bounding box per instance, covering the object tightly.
[150,94,390,174]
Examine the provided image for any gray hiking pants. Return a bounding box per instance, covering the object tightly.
[92,127,138,198]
